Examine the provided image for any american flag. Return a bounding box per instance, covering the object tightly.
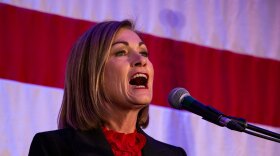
[0,0,279,155]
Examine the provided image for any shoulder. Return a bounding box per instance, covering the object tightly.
[146,134,187,156]
[28,128,75,156]
[31,128,75,147]
[33,128,74,139]
[29,128,113,156]
[138,129,187,156]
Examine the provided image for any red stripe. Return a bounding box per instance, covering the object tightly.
[0,3,93,88]
[1,3,280,127]
[144,34,280,127]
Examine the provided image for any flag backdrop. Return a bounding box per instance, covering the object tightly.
[0,0,280,155]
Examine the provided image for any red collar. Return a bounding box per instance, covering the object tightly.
[102,127,146,156]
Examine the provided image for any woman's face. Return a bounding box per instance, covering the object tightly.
[103,28,154,110]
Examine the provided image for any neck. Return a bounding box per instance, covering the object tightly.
[103,105,140,134]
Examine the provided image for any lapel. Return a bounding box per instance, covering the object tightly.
[138,127,165,156]
[71,128,114,156]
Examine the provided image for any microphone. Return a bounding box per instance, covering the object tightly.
[168,87,245,131]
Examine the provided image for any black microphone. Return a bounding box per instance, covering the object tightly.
[168,87,245,131]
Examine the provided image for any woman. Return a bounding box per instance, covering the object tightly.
[29,20,187,156]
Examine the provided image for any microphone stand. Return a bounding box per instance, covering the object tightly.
[206,106,280,143]
[230,117,280,143]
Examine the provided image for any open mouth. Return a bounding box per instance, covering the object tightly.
[129,73,148,88]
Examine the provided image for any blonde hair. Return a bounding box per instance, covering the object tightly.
[58,20,149,130]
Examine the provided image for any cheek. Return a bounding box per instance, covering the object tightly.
[104,61,119,78]
[104,62,115,89]
[104,61,127,88]
[148,62,155,82]
[106,62,123,76]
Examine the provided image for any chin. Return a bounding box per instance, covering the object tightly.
[131,102,149,110]
[133,98,152,106]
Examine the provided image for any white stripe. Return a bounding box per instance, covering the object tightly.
[2,0,280,60]
[0,79,63,156]
[1,79,279,156]
[146,105,280,156]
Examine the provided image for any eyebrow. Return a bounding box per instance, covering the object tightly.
[112,41,145,47]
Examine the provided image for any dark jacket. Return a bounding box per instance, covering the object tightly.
[28,127,187,156]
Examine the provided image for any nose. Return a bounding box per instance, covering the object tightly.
[131,53,147,67]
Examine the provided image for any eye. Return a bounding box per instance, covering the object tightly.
[140,51,149,57]
[115,50,126,57]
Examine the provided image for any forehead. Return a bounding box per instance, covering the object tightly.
[113,28,142,42]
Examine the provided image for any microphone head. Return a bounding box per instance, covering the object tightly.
[168,87,190,109]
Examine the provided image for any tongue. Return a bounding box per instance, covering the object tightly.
[129,77,147,86]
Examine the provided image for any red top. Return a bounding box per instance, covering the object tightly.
[102,127,146,156]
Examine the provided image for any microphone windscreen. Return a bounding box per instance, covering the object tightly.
[168,87,190,109]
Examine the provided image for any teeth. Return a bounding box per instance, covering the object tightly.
[132,73,147,79]
[135,85,146,88]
